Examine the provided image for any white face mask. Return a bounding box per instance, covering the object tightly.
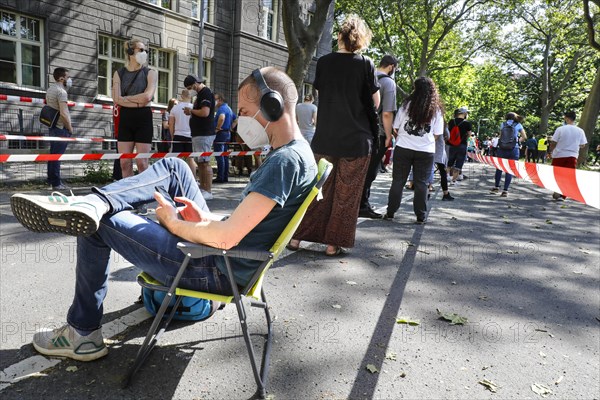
[237,110,271,149]
[63,78,72,89]
[135,51,147,65]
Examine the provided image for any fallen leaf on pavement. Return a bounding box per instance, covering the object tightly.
[554,376,563,385]
[545,219,553,224]
[534,328,548,332]
[531,383,552,397]
[479,379,498,392]
[437,309,468,325]
[346,281,357,285]
[385,351,397,361]
[66,366,78,372]
[366,364,379,373]
[396,317,420,326]
[332,304,341,309]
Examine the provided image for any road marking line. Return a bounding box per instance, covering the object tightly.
[0,307,151,392]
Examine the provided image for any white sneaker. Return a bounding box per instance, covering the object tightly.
[11,192,106,236]
[200,190,214,200]
[33,324,108,361]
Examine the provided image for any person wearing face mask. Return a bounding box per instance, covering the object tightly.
[112,38,158,180]
[183,74,216,200]
[9,67,316,361]
[359,54,398,218]
[288,15,380,256]
[45,67,74,190]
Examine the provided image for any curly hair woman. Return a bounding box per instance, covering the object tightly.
[385,77,445,223]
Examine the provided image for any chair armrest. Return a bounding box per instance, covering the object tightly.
[177,242,273,261]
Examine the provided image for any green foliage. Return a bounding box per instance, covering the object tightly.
[83,161,113,184]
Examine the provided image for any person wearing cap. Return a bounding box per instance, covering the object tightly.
[548,111,587,200]
[295,93,318,143]
[359,54,398,219]
[183,75,216,200]
[446,107,473,185]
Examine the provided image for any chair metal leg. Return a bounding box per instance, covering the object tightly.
[223,257,270,399]
[123,256,192,387]
[259,288,273,388]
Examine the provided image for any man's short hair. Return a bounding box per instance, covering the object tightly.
[53,67,68,81]
[238,67,298,112]
[564,111,576,121]
[379,55,398,68]
[215,93,226,103]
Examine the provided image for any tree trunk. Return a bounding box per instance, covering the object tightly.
[578,65,600,165]
[282,0,334,92]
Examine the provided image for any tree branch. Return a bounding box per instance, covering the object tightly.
[378,6,394,50]
[583,0,600,51]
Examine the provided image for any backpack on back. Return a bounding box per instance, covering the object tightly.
[499,122,517,150]
[448,119,463,146]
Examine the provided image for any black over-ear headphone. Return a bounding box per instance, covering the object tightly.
[252,68,284,122]
[126,41,135,56]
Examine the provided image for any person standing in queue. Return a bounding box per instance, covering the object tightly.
[112,39,157,178]
[184,75,216,200]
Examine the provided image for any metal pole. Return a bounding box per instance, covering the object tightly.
[198,0,205,80]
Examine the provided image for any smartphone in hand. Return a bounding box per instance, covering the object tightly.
[155,186,176,207]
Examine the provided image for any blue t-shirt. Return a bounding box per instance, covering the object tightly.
[215,139,317,285]
[215,103,236,131]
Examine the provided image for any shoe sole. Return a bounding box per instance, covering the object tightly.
[11,195,99,237]
[33,341,108,361]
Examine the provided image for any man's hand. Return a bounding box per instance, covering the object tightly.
[385,134,392,148]
[173,196,207,222]
[154,192,179,228]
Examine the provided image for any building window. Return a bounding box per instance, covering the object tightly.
[189,57,212,88]
[145,0,174,10]
[191,0,214,23]
[0,11,43,88]
[302,83,313,99]
[261,0,278,41]
[148,47,173,104]
[97,35,126,97]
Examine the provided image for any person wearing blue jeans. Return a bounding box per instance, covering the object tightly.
[47,127,72,188]
[9,67,316,362]
[491,112,527,197]
[213,93,237,183]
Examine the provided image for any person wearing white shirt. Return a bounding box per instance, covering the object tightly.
[548,111,587,200]
[169,89,196,173]
[384,77,444,223]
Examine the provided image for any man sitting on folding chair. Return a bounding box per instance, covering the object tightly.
[10,67,317,362]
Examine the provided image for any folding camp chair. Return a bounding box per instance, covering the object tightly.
[124,158,333,398]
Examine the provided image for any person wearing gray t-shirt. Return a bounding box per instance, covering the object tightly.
[295,94,318,143]
[46,67,74,190]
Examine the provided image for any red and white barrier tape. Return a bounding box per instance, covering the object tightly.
[0,133,195,144]
[468,152,600,210]
[0,94,163,113]
[0,150,267,163]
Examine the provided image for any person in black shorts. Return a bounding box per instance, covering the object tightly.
[112,38,157,178]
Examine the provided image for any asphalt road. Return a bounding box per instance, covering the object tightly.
[0,162,599,400]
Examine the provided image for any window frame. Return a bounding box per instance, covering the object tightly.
[261,0,279,41]
[143,0,176,11]
[148,46,174,105]
[0,11,44,88]
[191,0,215,24]
[189,56,212,88]
[96,35,126,99]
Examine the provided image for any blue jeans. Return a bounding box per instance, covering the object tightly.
[47,127,71,186]
[387,147,434,220]
[66,158,234,332]
[494,147,520,190]
[213,130,230,181]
